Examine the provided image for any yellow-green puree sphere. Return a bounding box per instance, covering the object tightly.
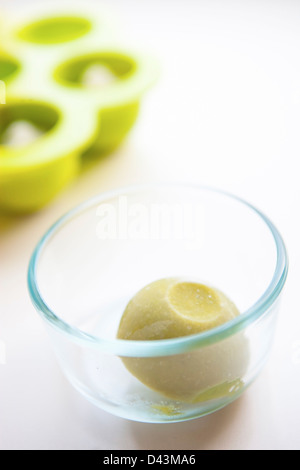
[117,278,249,403]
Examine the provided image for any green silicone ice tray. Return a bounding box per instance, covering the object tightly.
[0,5,158,212]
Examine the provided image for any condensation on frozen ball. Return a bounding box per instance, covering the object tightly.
[117,278,249,402]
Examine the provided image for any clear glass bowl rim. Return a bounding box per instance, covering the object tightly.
[27,183,288,357]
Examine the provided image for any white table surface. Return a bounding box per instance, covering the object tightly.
[1,0,300,450]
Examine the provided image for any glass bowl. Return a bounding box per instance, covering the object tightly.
[27,184,288,423]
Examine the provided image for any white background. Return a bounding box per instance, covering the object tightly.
[1,0,300,450]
